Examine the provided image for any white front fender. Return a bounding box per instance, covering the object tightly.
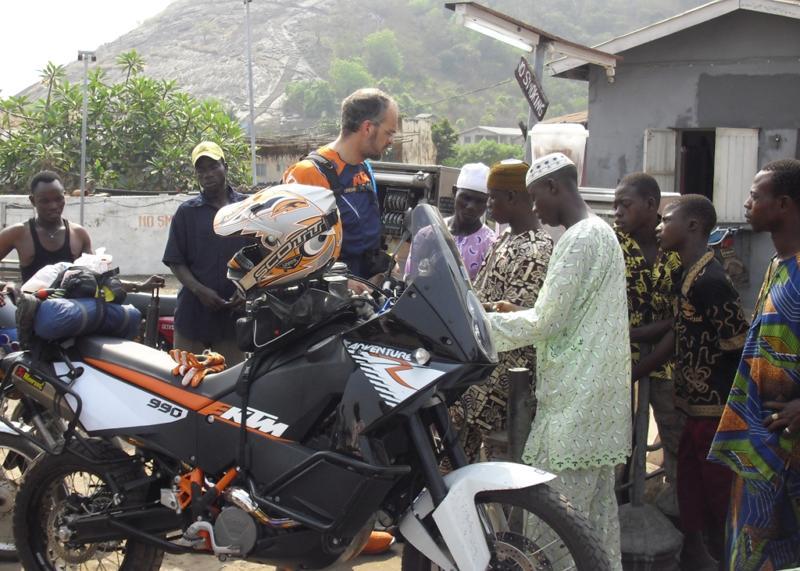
[399,462,555,571]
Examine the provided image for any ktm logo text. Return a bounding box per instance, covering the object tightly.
[203,403,289,438]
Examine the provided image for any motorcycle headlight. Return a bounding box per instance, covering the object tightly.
[466,291,497,363]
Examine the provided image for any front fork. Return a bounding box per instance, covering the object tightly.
[401,396,556,571]
[406,396,465,505]
[404,397,491,569]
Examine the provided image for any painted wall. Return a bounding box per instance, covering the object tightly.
[259,152,305,185]
[585,10,800,188]
[1,194,194,275]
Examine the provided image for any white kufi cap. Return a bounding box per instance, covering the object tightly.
[456,163,490,194]
[525,152,575,187]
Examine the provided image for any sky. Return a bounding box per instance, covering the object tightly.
[0,0,174,97]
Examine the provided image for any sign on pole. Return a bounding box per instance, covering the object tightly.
[514,57,549,122]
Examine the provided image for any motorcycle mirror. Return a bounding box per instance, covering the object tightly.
[382,208,414,292]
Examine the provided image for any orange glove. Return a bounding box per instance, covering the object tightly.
[169,349,226,388]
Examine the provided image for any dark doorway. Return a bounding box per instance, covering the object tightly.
[679,130,715,199]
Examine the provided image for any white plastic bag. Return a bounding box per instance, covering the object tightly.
[21,247,114,293]
[73,247,113,274]
[21,261,72,293]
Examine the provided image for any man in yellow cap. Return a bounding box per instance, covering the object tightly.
[452,159,553,462]
[162,141,253,364]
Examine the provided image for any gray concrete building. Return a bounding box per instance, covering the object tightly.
[552,0,800,309]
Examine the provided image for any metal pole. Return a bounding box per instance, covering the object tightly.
[244,0,257,186]
[78,53,91,225]
[524,42,548,164]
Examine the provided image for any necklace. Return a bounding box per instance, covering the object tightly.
[35,219,62,239]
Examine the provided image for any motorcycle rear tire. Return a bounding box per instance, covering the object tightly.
[0,432,41,561]
[13,440,165,571]
[401,483,611,571]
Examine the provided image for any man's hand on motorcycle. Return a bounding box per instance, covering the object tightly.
[483,300,522,313]
[194,286,228,311]
[0,282,19,307]
[138,275,166,292]
[348,279,370,295]
[224,290,245,309]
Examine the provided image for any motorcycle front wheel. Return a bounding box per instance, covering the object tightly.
[13,441,164,571]
[0,432,41,561]
[401,484,611,571]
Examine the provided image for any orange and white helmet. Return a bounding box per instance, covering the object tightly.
[214,184,341,292]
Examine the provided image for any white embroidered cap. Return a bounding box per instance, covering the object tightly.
[455,163,490,194]
[525,152,575,187]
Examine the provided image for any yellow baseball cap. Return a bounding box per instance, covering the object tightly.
[191,141,225,166]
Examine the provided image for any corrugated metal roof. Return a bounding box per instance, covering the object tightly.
[458,126,523,136]
[542,110,588,125]
[549,0,800,79]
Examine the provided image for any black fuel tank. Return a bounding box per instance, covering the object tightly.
[195,329,355,478]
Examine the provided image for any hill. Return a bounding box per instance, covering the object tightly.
[15,0,707,135]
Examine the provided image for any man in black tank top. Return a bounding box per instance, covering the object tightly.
[0,171,92,283]
[21,217,75,282]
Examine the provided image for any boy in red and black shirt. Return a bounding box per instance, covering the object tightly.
[650,194,749,569]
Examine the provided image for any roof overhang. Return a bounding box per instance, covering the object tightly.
[549,0,800,80]
[445,2,619,81]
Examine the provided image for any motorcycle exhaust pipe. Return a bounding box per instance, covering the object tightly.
[223,487,299,529]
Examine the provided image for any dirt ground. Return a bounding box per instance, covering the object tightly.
[160,548,401,571]
[0,547,401,570]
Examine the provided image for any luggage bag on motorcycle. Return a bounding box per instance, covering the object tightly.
[33,298,141,341]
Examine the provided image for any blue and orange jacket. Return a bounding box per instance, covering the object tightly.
[283,146,381,260]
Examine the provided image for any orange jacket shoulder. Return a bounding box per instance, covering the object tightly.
[283,160,329,187]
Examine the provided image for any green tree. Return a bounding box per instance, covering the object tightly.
[38,62,65,112]
[284,79,337,118]
[431,118,458,164]
[443,139,524,167]
[362,30,403,77]
[0,55,248,193]
[329,59,374,98]
[116,50,145,84]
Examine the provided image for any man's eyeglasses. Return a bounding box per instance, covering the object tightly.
[370,121,396,138]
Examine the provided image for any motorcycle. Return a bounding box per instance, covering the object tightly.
[0,204,609,570]
[123,290,177,351]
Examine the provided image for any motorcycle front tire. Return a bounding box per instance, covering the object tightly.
[401,483,611,571]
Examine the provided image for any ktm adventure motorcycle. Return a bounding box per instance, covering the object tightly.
[0,205,609,570]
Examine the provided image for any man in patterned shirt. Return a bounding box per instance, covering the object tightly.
[655,194,749,569]
[613,172,684,511]
[453,159,553,462]
[487,153,631,571]
[709,159,800,570]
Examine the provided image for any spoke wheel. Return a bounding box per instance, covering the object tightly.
[13,441,164,571]
[402,484,611,571]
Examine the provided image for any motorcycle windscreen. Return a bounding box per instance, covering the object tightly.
[399,204,495,364]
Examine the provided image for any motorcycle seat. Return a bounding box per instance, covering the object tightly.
[75,335,242,405]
